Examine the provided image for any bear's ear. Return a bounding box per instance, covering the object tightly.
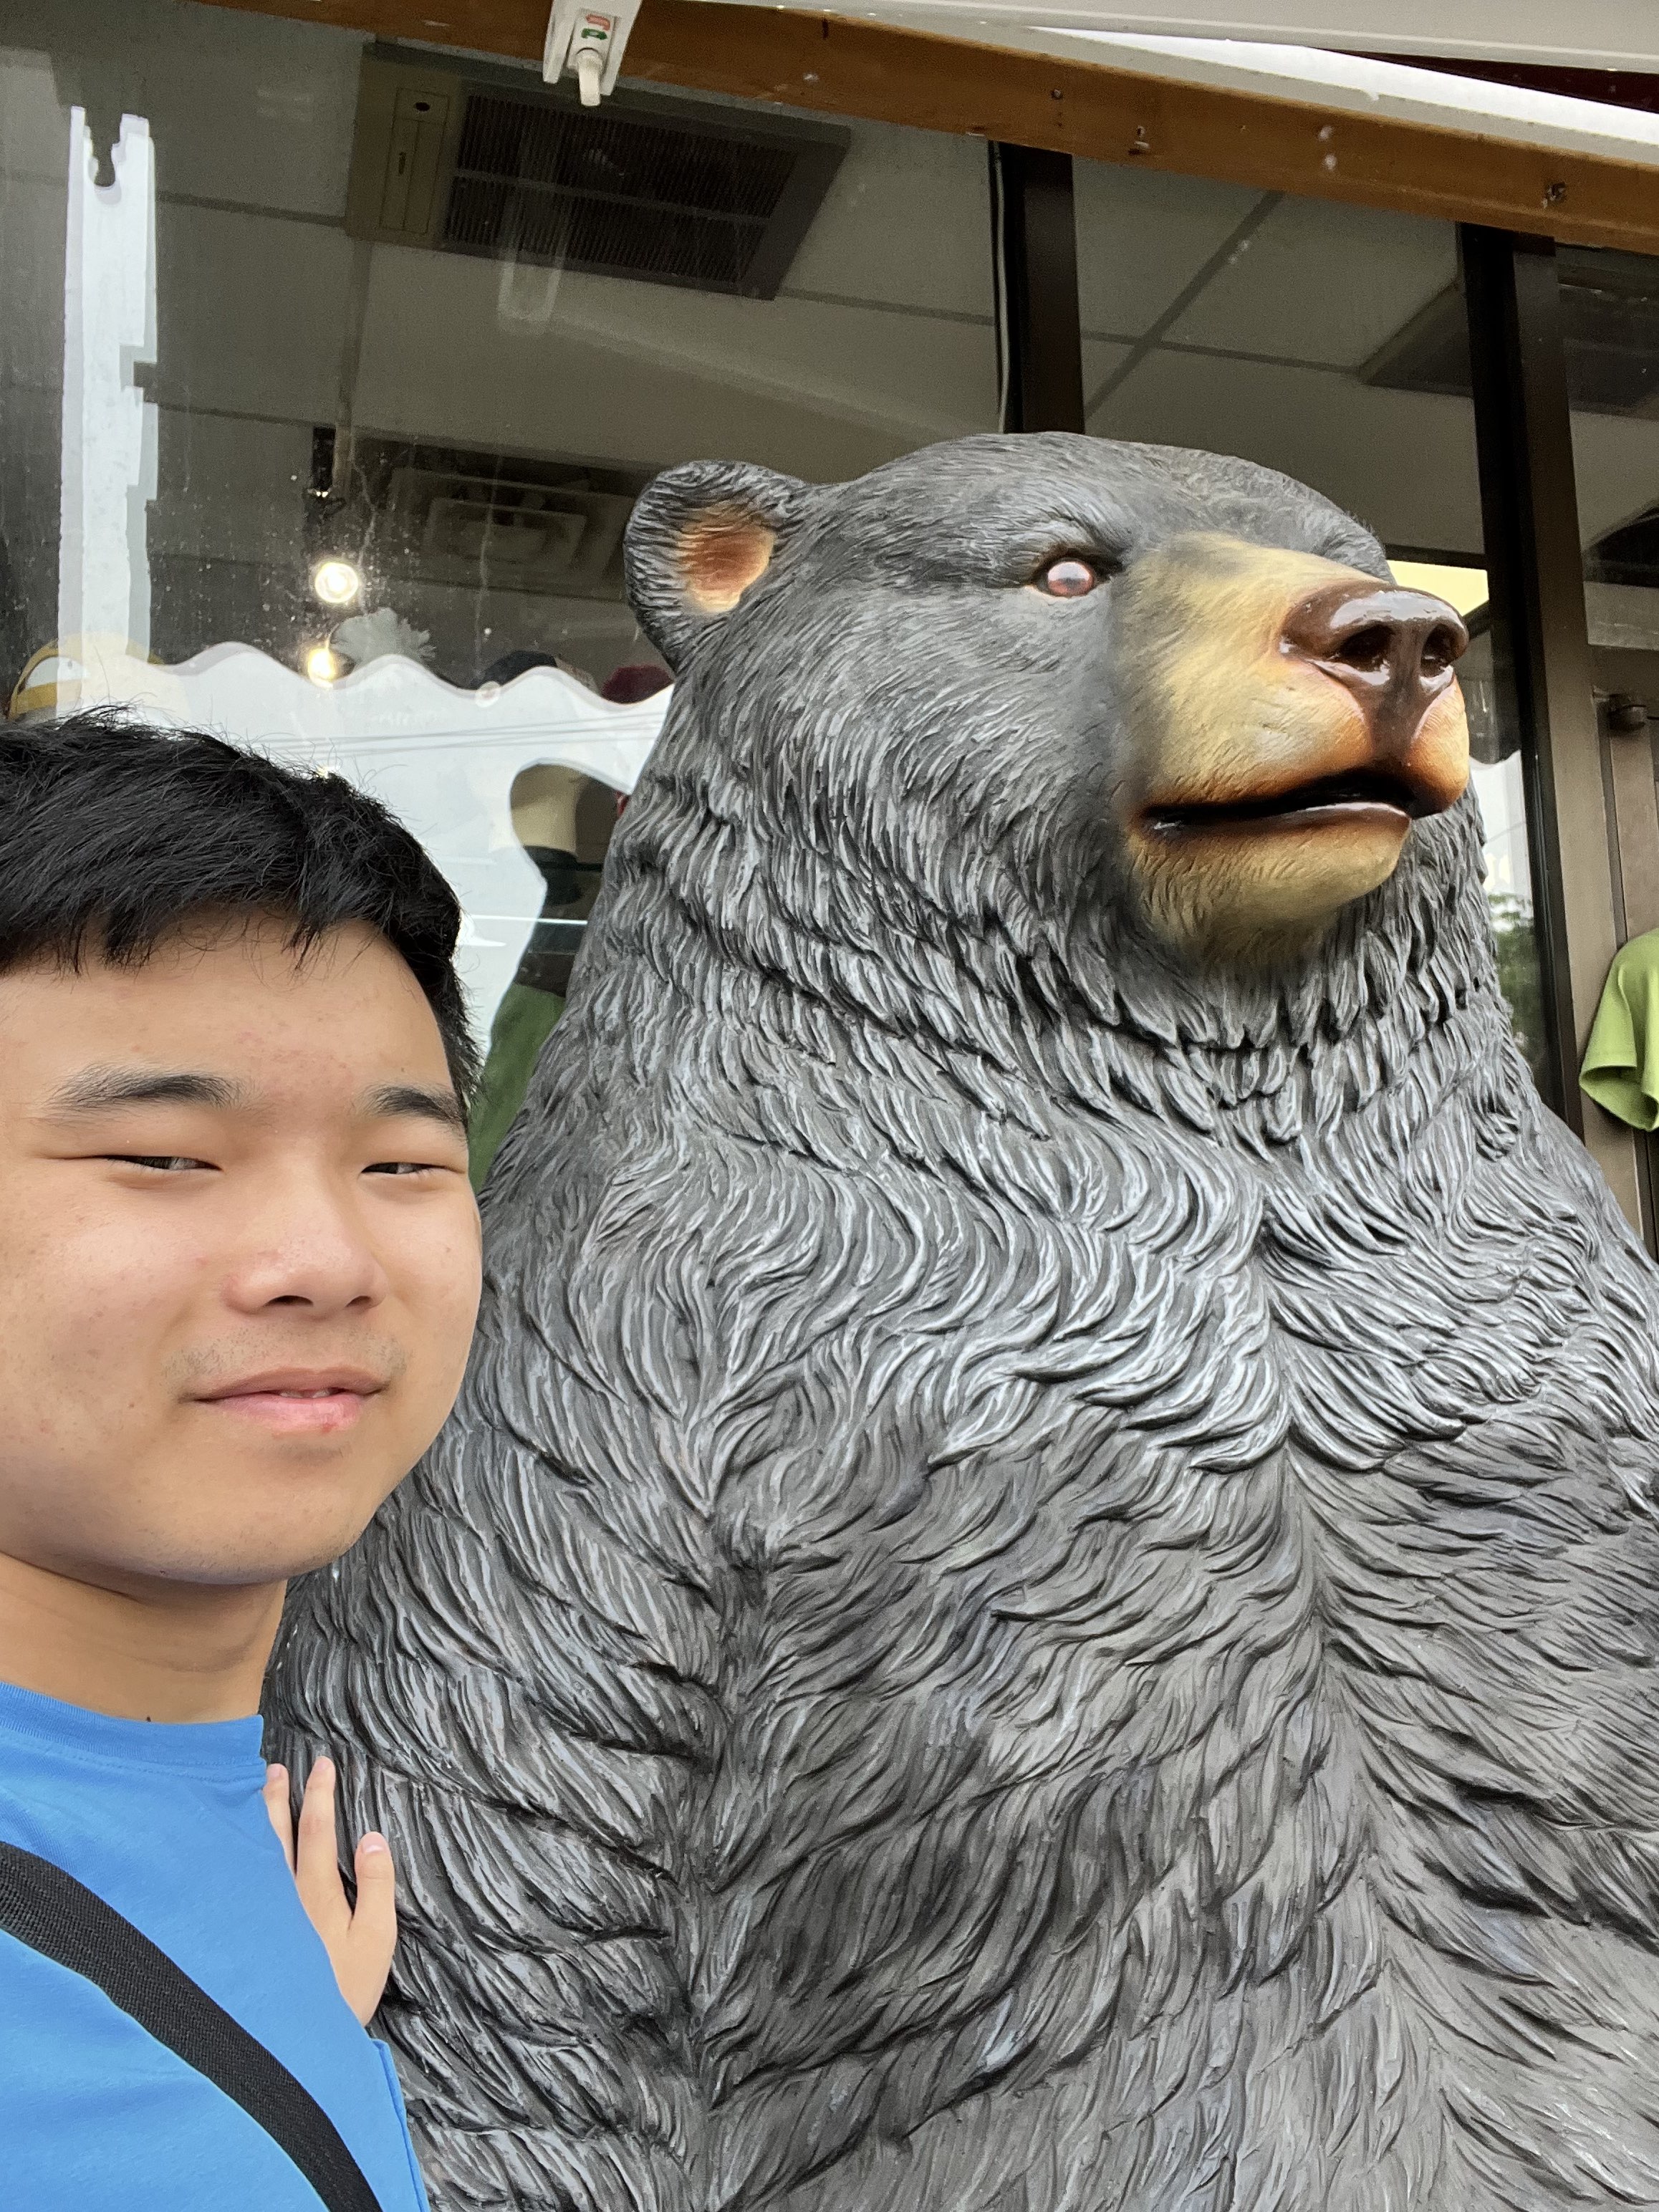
[624,460,803,673]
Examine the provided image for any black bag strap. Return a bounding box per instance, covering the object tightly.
[0,1840,385,2212]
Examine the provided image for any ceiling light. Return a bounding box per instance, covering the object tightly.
[311,558,362,607]
[305,645,345,685]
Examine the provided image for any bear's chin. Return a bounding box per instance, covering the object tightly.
[1127,808,1413,966]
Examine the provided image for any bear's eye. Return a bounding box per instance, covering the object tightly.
[1036,557,1102,598]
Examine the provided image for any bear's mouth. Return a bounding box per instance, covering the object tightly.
[1141,766,1429,839]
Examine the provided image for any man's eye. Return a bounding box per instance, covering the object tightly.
[108,1154,213,1173]
[1036,556,1105,598]
[365,1160,443,1177]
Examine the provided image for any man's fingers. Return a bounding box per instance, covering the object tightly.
[342,1833,398,2024]
[263,1763,295,1872]
[352,1833,396,1930]
[294,1756,348,1930]
[282,1754,400,2024]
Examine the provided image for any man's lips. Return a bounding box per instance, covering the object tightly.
[192,1368,387,1436]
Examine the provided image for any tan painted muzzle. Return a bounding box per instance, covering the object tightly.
[1110,532,1470,961]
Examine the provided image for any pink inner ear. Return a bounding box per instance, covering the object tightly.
[678,508,777,615]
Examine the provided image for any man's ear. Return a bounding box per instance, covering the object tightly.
[624,460,804,673]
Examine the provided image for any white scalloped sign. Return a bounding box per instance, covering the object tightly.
[40,638,668,1032]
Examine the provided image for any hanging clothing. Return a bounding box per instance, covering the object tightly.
[1581,928,1659,1130]
[468,981,565,1189]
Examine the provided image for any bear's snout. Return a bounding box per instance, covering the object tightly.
[1107,531,1470,963]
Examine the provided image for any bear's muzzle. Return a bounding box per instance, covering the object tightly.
[1111,532,1471,962]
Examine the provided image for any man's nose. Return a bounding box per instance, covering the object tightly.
[225,1178,391,1317]
[1280,584,1468,757]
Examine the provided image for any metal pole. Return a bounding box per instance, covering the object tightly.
[989,143,1085,435]
[1460,228,1649,1232]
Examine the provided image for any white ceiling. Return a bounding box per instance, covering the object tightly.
[1155,197,1454,372]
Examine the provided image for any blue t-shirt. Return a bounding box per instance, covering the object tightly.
[0,1680,429,2209]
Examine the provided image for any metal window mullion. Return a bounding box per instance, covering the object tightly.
[1461,223,1645,1229]
[990,143,1085,436]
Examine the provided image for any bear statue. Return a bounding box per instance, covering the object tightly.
[271,432,1659,2212]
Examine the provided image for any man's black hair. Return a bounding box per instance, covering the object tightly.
[0,712,479,1102]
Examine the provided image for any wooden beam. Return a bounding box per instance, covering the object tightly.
[206,0,1659,254]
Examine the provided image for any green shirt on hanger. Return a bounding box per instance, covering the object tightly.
[1582,928,1659,1131]
[468,982,565,1188]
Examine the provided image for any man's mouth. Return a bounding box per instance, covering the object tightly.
[193,1367,386,1436]
[1141,766,1427,838]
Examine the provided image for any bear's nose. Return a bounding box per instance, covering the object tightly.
[1280,583,1468,758]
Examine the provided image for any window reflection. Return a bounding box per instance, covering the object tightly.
[1564,246,1659,1147]
[2,6,996,1158]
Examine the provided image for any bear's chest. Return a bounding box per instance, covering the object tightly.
[668,1100,1659,2208]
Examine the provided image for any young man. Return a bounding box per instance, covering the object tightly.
[0,713,485,2207]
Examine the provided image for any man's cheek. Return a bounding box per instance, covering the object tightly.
[402,1212,482,1381]
[32,1216,202,1359]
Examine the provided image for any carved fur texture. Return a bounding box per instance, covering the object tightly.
[271,435,1659,2212]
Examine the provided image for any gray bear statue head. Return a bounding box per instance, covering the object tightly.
[626,431,1469,976]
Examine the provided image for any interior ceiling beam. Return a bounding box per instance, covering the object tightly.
[205,0,1659,254]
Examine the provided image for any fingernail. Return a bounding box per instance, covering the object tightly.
[266,1762,287,1782]
[360,1833,389,1855]
[312,1756,336,1781]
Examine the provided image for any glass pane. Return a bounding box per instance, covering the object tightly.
[0,1,996,1176]
[1074,167,1546,1082]
[1564,246,1659,1049]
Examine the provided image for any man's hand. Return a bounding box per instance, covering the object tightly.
[264,1756,396,2026]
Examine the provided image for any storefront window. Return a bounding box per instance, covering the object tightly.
[1074,165,1544,1078]
[4,0,1567,1123]
[0,0,997,1177]
[1562,246,1659,1027]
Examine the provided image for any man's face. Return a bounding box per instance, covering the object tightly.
[0,918,482,1592]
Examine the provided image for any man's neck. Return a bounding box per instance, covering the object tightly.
[0,1549,284,1722]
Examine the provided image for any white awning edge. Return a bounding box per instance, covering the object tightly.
[699,0,1659,72]
[702,1,1659,169]
[1048,29,1659,164]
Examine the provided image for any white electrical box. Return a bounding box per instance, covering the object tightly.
[542,0,642,105]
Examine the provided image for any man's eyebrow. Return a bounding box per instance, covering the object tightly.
[365,1082,468,1136]
[47,1068,247,1115]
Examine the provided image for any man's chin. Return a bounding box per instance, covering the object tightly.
[197,1516,385,1587]
[119,1499,395,1590]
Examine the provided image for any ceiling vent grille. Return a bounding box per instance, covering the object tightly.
[347,49,847,300]
[317,434,661,604]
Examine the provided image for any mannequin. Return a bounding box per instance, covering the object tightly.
[467,763,595,1187]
